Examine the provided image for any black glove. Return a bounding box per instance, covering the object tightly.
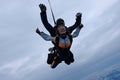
[76,12,82,19]
[76,12,82,24]
[36,28,41,34]
[39,4,46,12]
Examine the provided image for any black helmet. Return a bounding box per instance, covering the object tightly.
[56,18,65,26]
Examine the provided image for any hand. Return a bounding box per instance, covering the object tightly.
[36,28,40,34]
[39,4,46,12]
[76,12,82,18]
[79,24,83,29]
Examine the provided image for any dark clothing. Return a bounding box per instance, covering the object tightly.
[40,11,55,37]
[40,11,81,37]
[48,49,74,68]
[57,49,74,63]
[39,26,81,68]
[39,11,81,68]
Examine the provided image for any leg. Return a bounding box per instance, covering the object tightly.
[69,52,74,63]
[47,53,55,64]
[47,48,58,64]
[64,51,74,65]
[50,56,62,69]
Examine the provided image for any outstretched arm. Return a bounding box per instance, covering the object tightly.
[36,28,53,41]
[39,4,55,37]
[72,24,83,38]
[68,13,82,34]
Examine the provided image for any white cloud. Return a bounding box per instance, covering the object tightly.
[0,57,30,74]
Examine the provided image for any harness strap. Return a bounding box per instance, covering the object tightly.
[55,35,73,49]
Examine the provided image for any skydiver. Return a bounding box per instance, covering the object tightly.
[39,4,82,37]
[36,24,83,68]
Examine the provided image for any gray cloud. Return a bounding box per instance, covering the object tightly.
[0,0,120,80]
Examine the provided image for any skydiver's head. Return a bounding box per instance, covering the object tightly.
[57,25,66,35]
[56,18,65,27]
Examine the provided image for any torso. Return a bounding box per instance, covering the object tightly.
[58,36,71,49]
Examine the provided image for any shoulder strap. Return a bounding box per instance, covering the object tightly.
[70,35,73,43]
[55,36,59,46]
[67,33,73,43]
[55,34,73,45]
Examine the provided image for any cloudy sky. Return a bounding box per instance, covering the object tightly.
[0,0,120,80]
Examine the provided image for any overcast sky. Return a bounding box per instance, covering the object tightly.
[0,0,120,80]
